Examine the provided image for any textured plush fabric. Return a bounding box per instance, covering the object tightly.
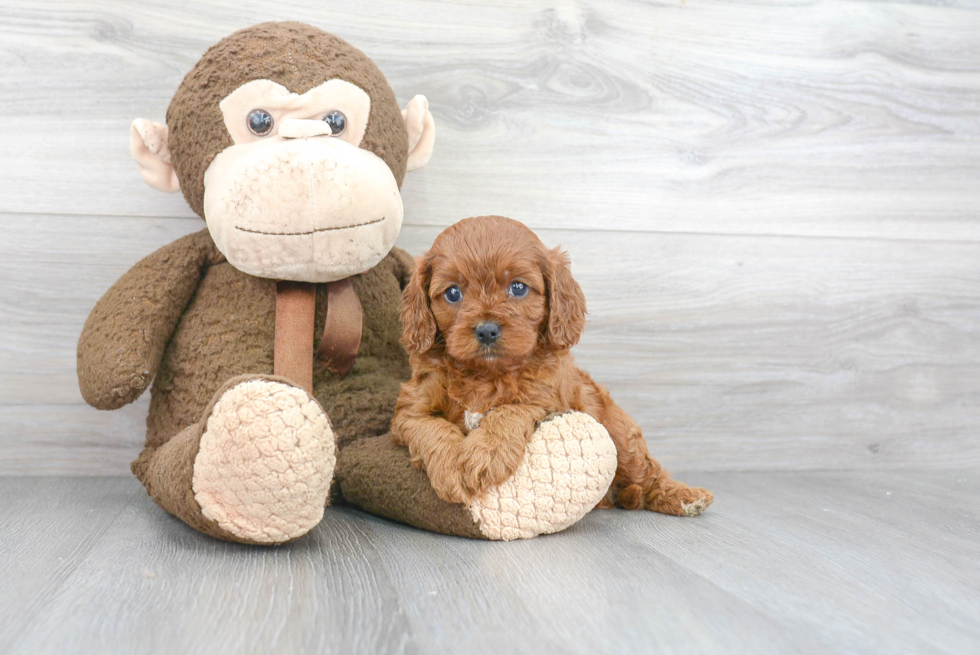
[202,134,404,282]
[77,230,221,410]
[468,412,617,540]
[337,412,617,541]
[131,374,279,544]
[193,378,336,543]
[336,435,487,539]
[167,22,409,218]
[111,229,416,452]
[130,409,226,540]
[132,373,335,545]
[79,229,416,542]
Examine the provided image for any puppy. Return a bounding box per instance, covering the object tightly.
[391,216,713,516]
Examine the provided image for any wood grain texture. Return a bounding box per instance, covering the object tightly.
[0,1,978,239]
[0,477,141,651]
[1,472,977,654]
[0,0,978,474]
[2,215,979,473]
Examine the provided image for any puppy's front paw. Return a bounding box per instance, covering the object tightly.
[457,429,525,500]
[424,454,470,505]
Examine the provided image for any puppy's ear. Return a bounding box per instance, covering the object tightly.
[401,254,438,355]
[545,247,587,349]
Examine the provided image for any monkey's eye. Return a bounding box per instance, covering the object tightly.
[444,285,462,303]
[323,110,347,135]
[509,281,529,298]
[247,109,274,136]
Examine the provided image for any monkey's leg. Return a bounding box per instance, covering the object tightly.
[131,374,335,544]
[337,411,617,540]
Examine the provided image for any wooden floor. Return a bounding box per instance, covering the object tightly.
[1,471,977,655]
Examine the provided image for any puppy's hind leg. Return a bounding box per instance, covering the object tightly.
[600,403,713,517]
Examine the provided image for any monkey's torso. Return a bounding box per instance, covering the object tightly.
[143,229,413,451]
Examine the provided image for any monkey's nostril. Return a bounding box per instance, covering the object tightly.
[474,322,501,346]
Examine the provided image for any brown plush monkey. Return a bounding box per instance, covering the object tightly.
[79,22,612,544]
[79,22,437,544]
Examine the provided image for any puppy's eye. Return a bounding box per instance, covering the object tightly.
[509,281,529,298]
[444,285,462,303]
[247,109,274,136]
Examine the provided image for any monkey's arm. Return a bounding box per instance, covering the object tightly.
[77,229,221,409]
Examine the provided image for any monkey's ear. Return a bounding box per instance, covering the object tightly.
[401,95,436,172]
[400,254,438,355]
[130,119,180,193]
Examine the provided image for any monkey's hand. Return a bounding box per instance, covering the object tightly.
[78,230,219,409]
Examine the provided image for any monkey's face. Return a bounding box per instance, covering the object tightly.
[203,79,403,282]
[130,23,435,283]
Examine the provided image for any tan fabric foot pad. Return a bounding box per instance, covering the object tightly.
[192,379,336,544]
[468,411,618,541]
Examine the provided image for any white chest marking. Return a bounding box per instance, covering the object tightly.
[464,410,485,432]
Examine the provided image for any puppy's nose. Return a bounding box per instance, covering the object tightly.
[474,322,501,346]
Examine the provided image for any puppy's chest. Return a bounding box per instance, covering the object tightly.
[444,376,554,432]
[444,380,517,417]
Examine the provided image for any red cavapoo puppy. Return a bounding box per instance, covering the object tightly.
[391,216,713,516]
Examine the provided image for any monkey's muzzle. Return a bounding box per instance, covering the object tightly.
[203,137,404,282]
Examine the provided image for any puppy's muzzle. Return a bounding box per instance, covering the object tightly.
[474,321,501,346]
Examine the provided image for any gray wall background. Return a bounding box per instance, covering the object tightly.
[1,0,978,474]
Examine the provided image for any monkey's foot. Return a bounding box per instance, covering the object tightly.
[192,378,336,544]
[467,411,618,541]
[338,412,617,541]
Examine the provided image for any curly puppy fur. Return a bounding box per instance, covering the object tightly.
[391,216,713,515]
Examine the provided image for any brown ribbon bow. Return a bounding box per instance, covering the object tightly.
[273,279,363,393]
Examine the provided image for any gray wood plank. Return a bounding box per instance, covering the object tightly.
[623,471,980,655]
[1,472,977,655]
[3,215,978,474]
[350,500,825,654]
[1,401,149,475]
[3,486,419,655]
[0,477,140,653]
[0,1,978,240]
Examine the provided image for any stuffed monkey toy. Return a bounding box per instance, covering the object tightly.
[78,22,615,544]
